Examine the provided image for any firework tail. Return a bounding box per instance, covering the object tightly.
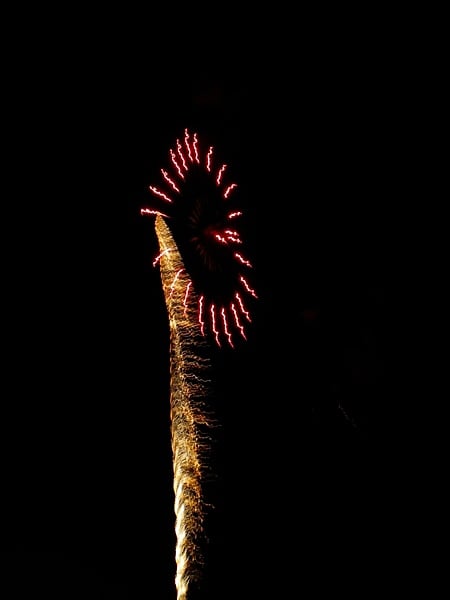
[155,214,214,600]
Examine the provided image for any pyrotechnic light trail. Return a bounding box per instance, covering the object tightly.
[155,215,213,599]
[141,128,257,599]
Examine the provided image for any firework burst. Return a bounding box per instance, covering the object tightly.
[141,128,257,349]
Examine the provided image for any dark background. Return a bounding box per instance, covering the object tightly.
[3,16,391,600]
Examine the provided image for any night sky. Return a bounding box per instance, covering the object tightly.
[4,22,390,600]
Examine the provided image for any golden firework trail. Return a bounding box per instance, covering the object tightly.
[154,214,214,600]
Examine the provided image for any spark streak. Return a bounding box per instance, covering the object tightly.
[155,215,214,600]
[223,183,238,198]
[149,186,173,203]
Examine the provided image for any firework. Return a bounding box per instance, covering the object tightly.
[142,129,257,599]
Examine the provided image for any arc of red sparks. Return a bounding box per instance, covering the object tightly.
[142,128,257,348]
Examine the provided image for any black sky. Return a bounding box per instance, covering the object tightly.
[3,20,392,599]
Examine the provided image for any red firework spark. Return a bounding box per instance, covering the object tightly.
[141,128,257,348]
